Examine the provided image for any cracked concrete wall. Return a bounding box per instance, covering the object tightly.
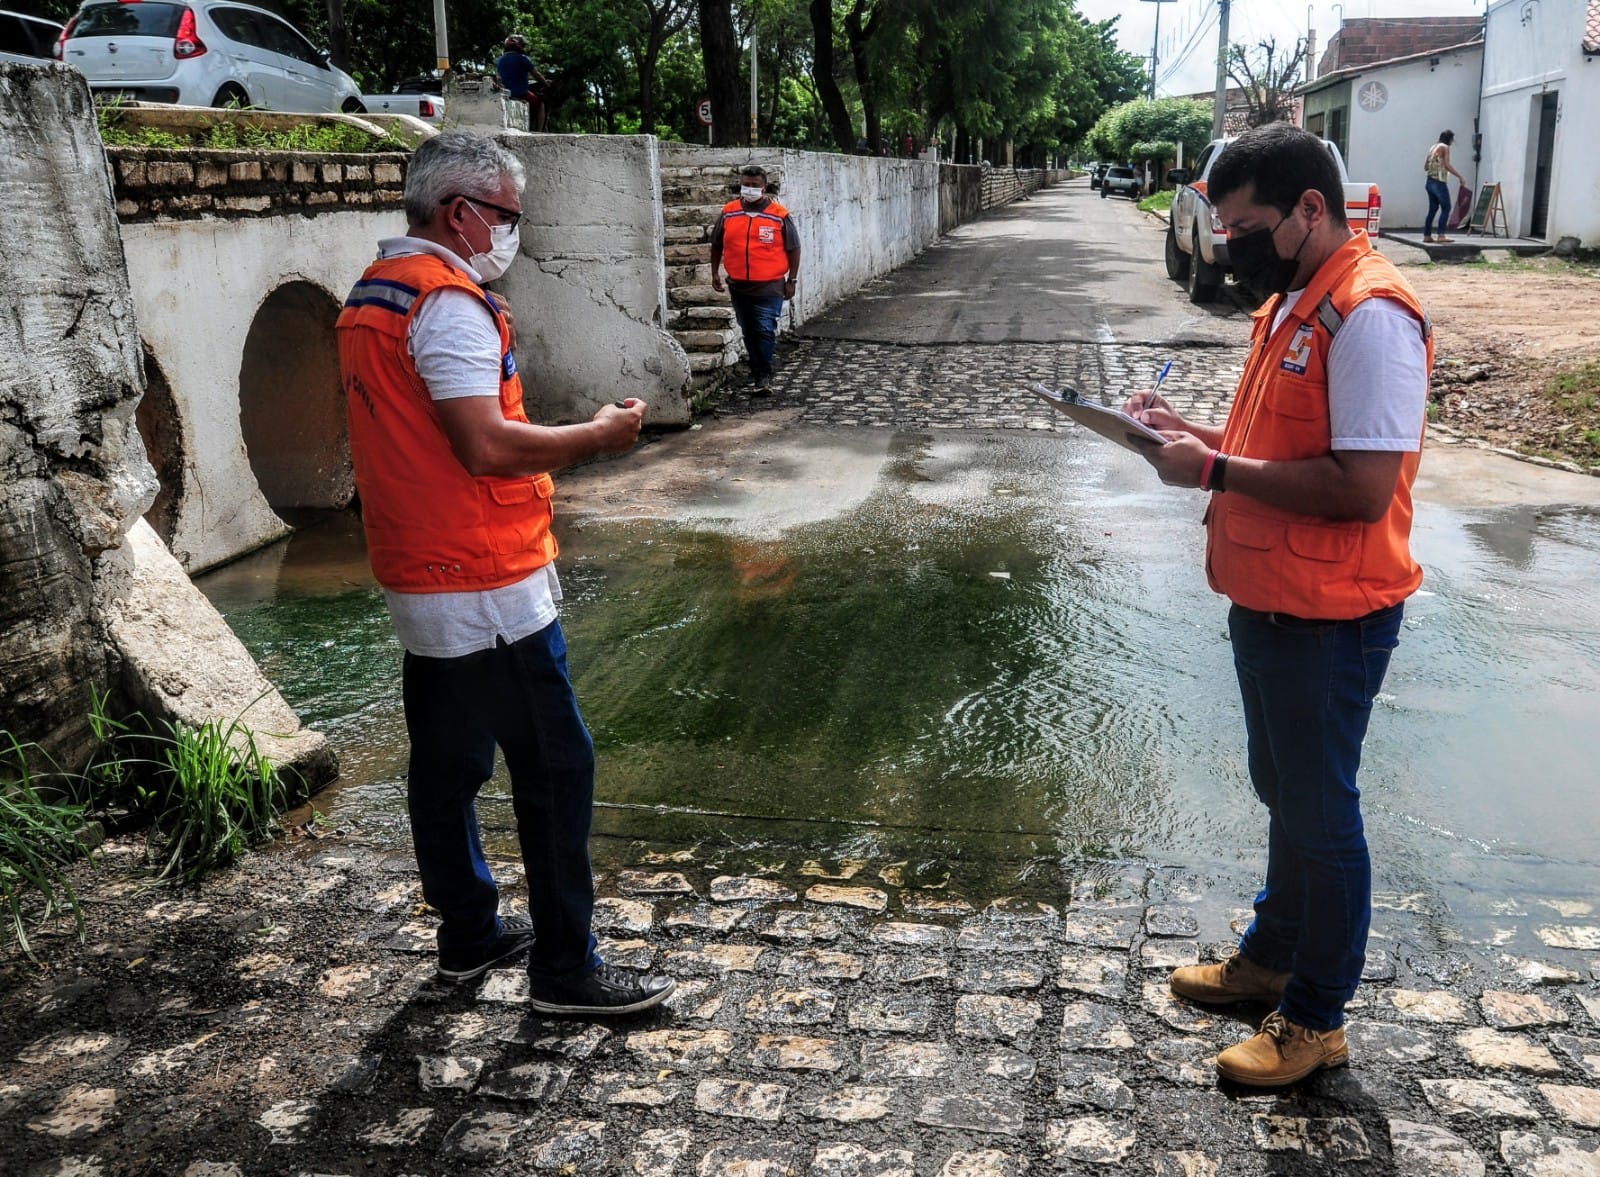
[492,133,692,428]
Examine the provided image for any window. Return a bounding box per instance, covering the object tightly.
[1329,107,1348,161]
[71,2,185,38]
[1306,112,1325,137]
[258,12,322,66]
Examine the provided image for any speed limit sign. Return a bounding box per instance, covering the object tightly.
[695,98,713,126]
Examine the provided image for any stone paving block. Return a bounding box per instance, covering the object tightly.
[1480,990,1569,1028]
[130,1042,201,1077]
[1057,954,1127,999]
[1420,1077,1541,1120]
[1346,1021,1439,1064]
[803,1085,896,1123]
[357,1107,433,1147]
[1045,1116,1136,1164]
[874,953,949,983]
[938,1150,1029,1176]
[861,1040,954,1079]
[984,897,1058,922]
[617,870,695,896]
[417,1054,483,1091]
[527,1118,604,1170]
[694,1077,789,1121]
[631,1126,694,1177]
[974,1047,1038,1080]
[599,937,656,970]
[666,903,748,933]
[1456,1027,1563,1074]
[665,943,767,974]
[750,1034,847,1071]
[1060,910,1138,949]
[955,994,1042,1042]
[710,875,797,903]
[1538,1083,1600,1128]
[26,1085,117,1137]
[757,911,843,942]
[810,1142,913,1176]
[499,1021,609,1058]
[626,1028,735,1068]
[665,977,725,1020]
[904,891,974,916]
[256,1099,316,1145]
[1537,926,1600,950]
[581,1071,685,1107]
[1576,993,1600,1028]
[1071,875,1145,908]
[1251,1114,1370,1162]
[799,857,868,880]
[476,1060,572,1102]
[1145,1038,1217,1086]
[1139,939,1200,970]
[915,1093,1025,1137]
[955,922,1053,954]
[1060,1000,1135,1051]
[180,1165,240,1177]
[1145,905,1200,937]
[476,968,528,1003]
[437,1111,527,1161]
[1551,1034,1600,1079]
[593,897,656,934]
[1055,1055,1135,1110]
[958,959,1045,993]
[1499,1130,1600,1177]
[1363,947,1399,982]
[778,948,865,980]
[848,993,933,1033]
[1375,988,1474,1024]
[1388,1119,1486,1177]
[746,987,838,1025]
[696,1143,797,1176]
[871,922,954,948]
[806,884,888,911]
[1142,981,1218,1033]
[317,963,386,999]
[1501,955,1583,986]
[17,1031,125,1068]
[383,920,435,953]
[1540,900,1597,918]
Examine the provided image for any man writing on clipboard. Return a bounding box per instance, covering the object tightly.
[1122,123,1431,1088]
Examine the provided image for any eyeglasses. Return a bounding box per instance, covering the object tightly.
[440,193,524,226]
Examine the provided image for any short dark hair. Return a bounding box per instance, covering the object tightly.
[1438,129,1455,145]
[740,164,767,178]
[1208,123,1347,227]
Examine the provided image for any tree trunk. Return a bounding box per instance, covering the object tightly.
[845,2,880,154]
[324,0,350,73]
[809,0,855,155]
[699,0,748,148]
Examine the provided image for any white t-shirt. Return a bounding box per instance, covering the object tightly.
[1272,291,1428,452]
[371,237,560,659]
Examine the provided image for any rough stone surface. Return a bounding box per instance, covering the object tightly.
[1389,1120,1487,1177]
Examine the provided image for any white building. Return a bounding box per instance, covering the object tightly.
[1478,0,1598,243]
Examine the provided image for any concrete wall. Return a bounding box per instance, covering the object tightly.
[940,164,981,234]
[1336,46,1484,229]
[658,145,943,330]
[1481,0,1595,243]
[493,133,692,427]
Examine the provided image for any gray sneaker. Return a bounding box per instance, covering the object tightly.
[436,913,535,982]
[528,963,676,1016]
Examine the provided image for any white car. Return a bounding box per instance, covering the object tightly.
[58,0,363,112]
[360,90,445,126]
[0,8,63,63]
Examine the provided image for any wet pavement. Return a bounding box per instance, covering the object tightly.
[5,180,1600,1176]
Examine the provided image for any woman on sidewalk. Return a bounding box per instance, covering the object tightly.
[1424,130,1465,243]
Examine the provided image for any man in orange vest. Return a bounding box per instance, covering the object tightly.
[336,131,674,1015]
[710,164,801,395]
[1124,124,1431,1087]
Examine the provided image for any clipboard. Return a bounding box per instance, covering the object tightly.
[1027,383,1167,453]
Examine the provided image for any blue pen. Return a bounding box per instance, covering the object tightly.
[1144,359,1174,417]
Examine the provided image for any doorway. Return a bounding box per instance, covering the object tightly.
[1529,92,1557,239]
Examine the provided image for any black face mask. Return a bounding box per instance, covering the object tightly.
[1229,212,1311,305]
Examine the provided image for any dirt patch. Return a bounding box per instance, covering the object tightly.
[1401,253,1600,472]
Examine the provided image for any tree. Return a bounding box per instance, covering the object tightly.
[699,0,750,146]
[844,0,887,153]
[809,0,856,155]
[1087,97,1210,167]
[1227,37,1306,129]
[628,0,696,132]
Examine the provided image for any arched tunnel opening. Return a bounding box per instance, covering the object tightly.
[135,344,183,545]
[238,280,354,518]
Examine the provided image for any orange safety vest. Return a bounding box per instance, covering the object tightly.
[719,198,791,283]
[336,253,558,593]
[1206,232,1433,619]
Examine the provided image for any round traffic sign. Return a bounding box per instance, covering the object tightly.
[695,98,713,126]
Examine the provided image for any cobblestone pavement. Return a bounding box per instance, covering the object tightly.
[4,829,1600,1176]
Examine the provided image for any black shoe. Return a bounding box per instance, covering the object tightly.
[528,963,676,1016]
[436,913,534,982]
[750,375,773,396]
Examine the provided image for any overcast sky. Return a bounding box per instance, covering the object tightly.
[1074,0,1485,98]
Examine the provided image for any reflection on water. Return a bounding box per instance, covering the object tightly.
[197,436,1600,927]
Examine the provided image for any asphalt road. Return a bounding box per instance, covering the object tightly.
[799,177,1253,349]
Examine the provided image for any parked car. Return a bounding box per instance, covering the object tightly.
[1,8,63,62]
[1164,136,1382,304]
[1100,165,1141,200]
[1088,162,1104,190]
[57,0,363,112]
[360,89,444,125]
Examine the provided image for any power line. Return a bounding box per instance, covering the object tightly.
[1157,0,1219,91]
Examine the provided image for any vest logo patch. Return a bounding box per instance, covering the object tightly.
[1281,323,1316,375]
[757,224,777,243]
[502,350,518,380]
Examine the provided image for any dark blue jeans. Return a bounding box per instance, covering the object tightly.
[402,621,600,984]
[1424,178,1451,237]
[1229,602,1404,1031]
[729,290,784,380]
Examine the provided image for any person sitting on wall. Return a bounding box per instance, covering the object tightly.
[709,164,801,396]
[496,35,551,132]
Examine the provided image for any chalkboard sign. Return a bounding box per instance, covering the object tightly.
[1468,182,1507,237]
[1468,183,1496,229]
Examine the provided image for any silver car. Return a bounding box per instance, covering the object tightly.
[59,0,362,112]
[0,8,64,63]
[1100,165,1142,200]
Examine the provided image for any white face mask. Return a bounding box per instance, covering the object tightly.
[740,184,765,202]
[459,204,520,281]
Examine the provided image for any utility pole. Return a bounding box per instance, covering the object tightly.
[1142,0,1175,99]
[749,24,759,147]
[1212,0,1231,139]
[1306,4,1317,83]
[432,0,449,80]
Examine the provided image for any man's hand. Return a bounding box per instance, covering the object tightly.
[486,292,517,350]
[1119,390,1185,432]
[782,278,797,301]
[1140,431,1212,486]
[711,270,725,293]
[591,399,647,453]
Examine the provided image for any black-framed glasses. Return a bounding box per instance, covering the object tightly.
[440,193,524,226]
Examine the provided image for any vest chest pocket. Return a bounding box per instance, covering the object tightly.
[1285,520,1359,563]
[487,479,535,505]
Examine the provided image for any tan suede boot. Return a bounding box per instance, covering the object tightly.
[1215,1011,1350,1087]
[1169,952,1291,1005]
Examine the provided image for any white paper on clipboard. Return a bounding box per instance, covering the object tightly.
[1026,383,1168,453]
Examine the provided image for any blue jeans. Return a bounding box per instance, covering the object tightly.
[402,621,601,984]
[1229,602,1404,1031]
[729,290,783,380]
[1424,178,1451,237]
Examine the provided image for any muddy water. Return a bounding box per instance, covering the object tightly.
[198,433,1600,928]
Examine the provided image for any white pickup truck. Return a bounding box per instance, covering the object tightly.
[1164,137,1381,304]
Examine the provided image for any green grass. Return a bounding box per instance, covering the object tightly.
[97,102,408,154]
[1546,360,1600,413]
[1138,190,1174,214]
[0,735,92,962]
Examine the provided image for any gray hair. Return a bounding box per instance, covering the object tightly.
[404,131,526,227]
